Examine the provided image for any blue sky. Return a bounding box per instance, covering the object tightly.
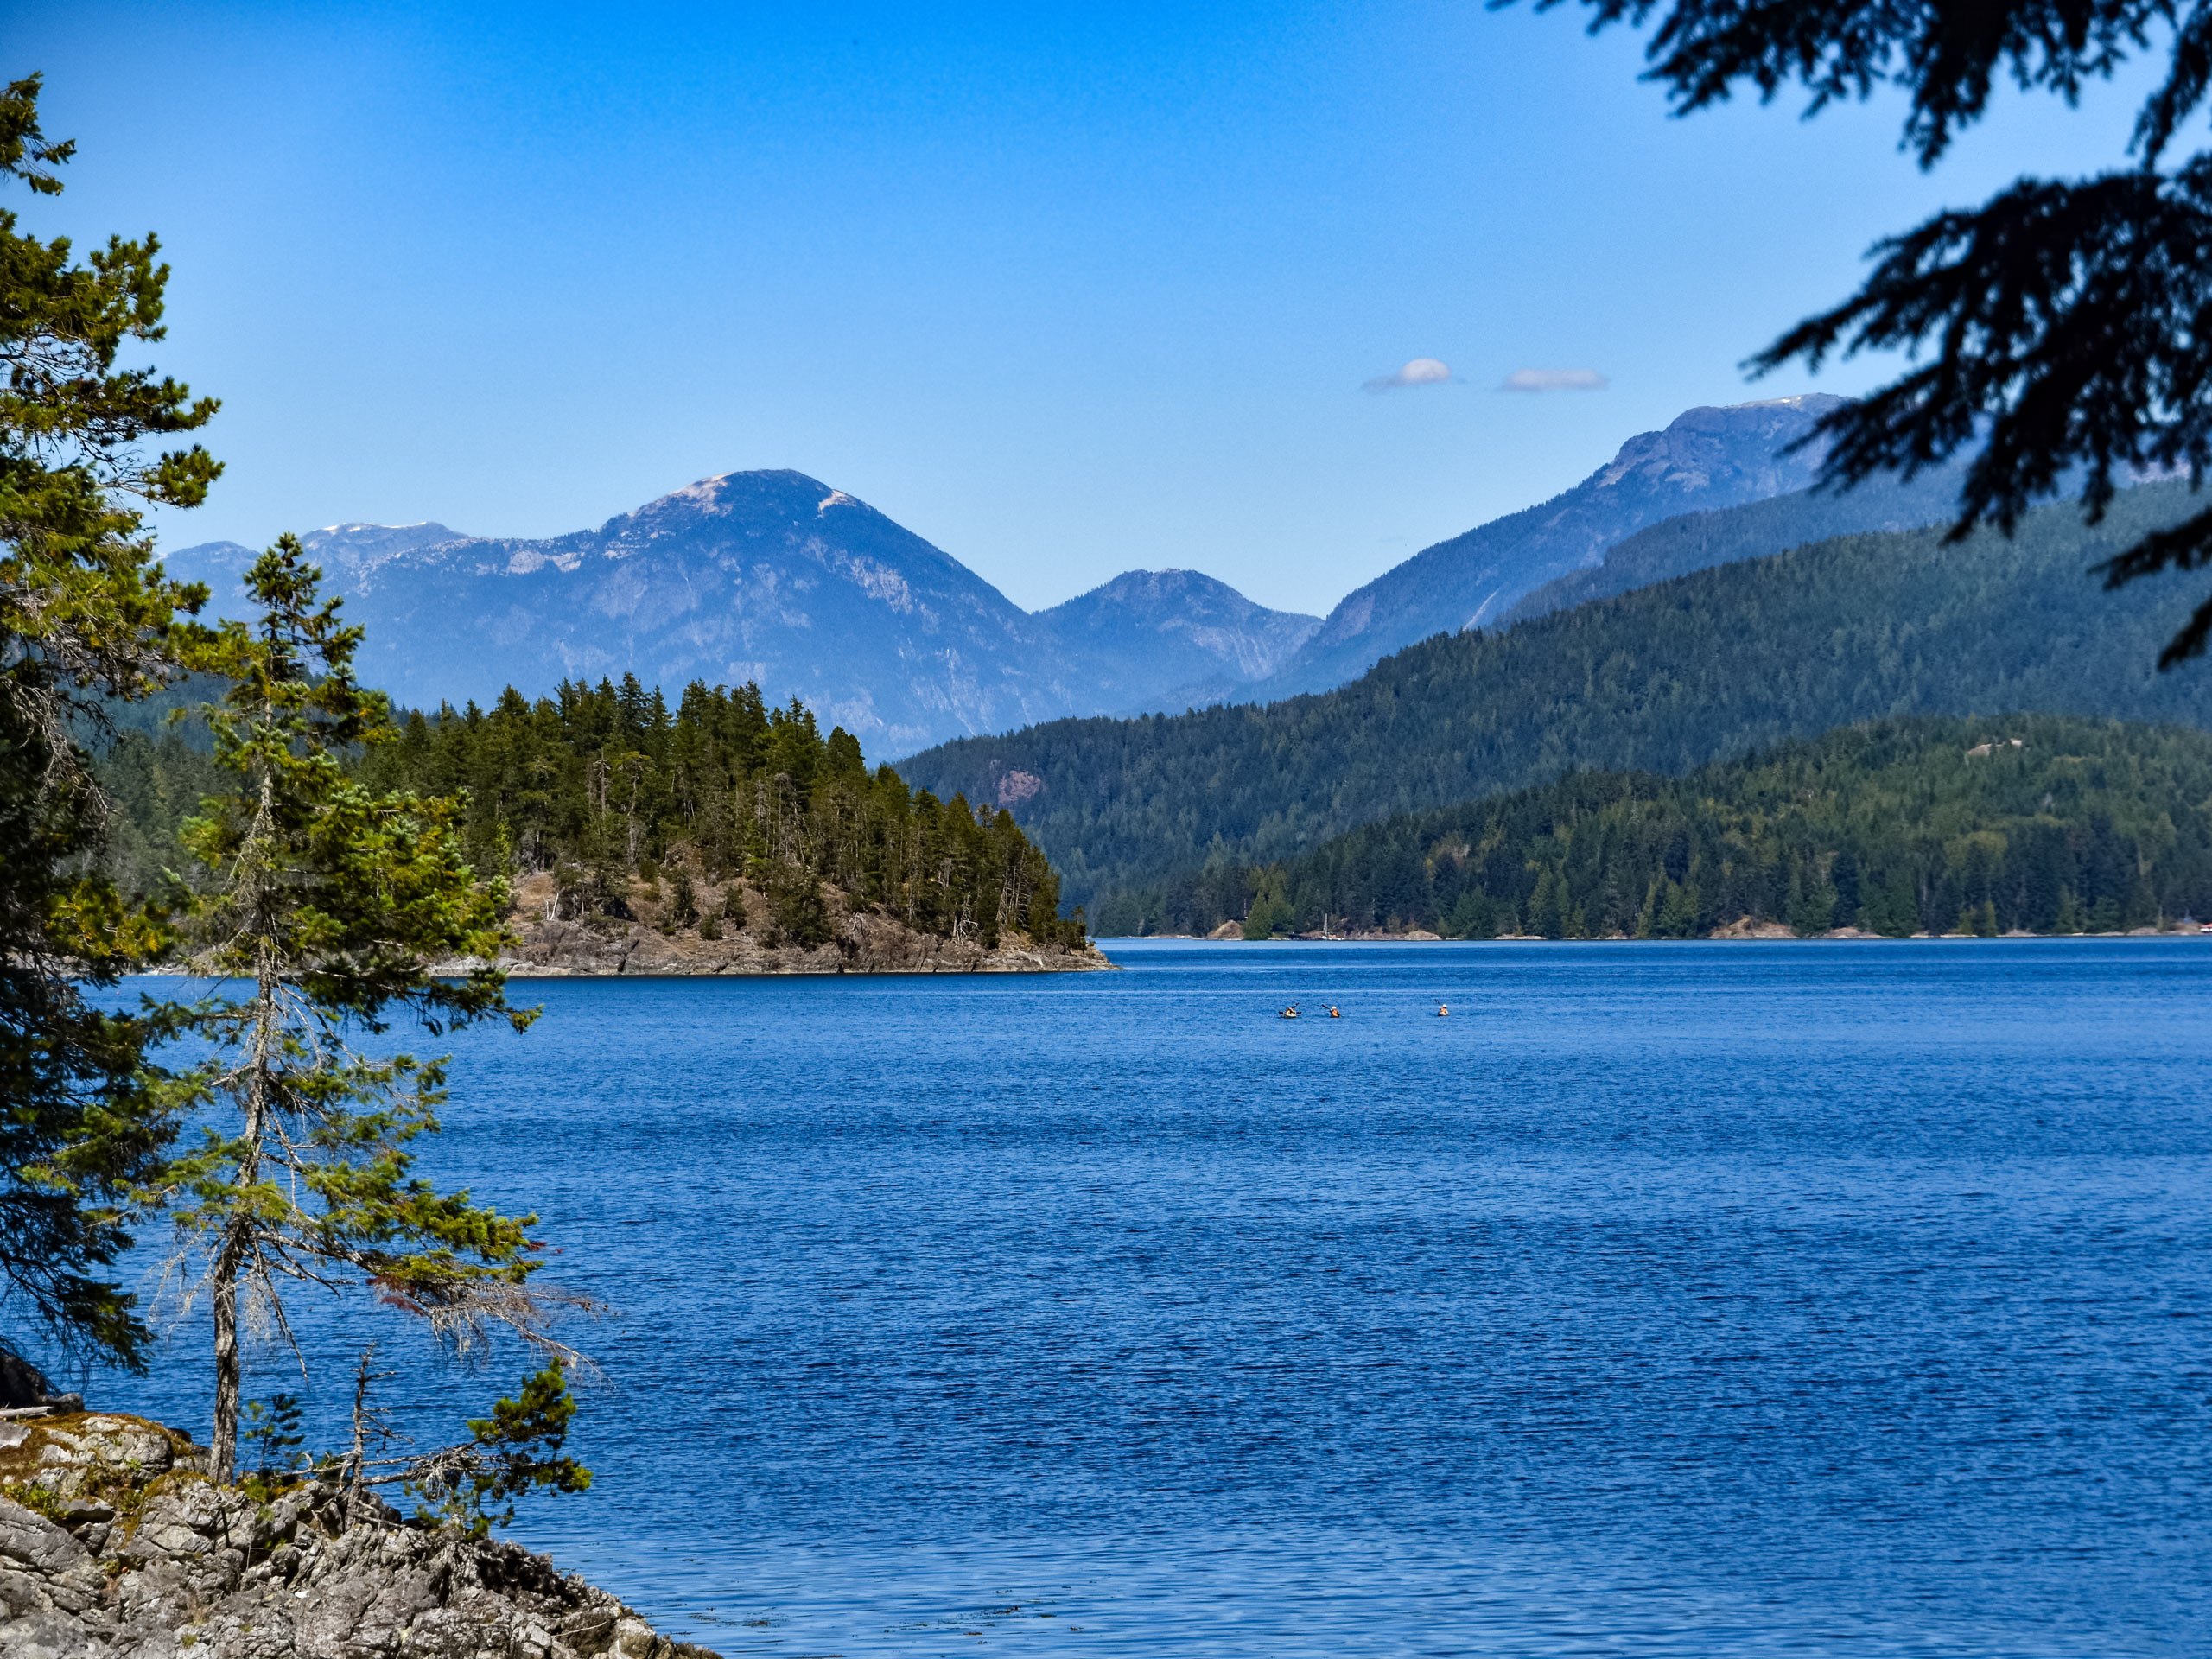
[16,1,2158,615]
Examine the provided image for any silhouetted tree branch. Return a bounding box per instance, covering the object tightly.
[1523,0,2212,661]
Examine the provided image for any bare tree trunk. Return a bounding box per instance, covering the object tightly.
[213,776,277,1485]
[342,1344,379,1529]
[209,1227,244,1484]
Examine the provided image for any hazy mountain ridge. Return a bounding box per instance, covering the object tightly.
[1255,394,1860,696]
[1501,460,1974,626]
[1037,569,1322,715]
[168,472,1319,756]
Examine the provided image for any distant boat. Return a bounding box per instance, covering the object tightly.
[1437,1003,1450,1017]
[1281,1006,1301,1020]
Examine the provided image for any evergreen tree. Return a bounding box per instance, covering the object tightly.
[667,868,699,930]
[1862,868,1921,939]
[406,1362,591,1538]
[1446,887,1498,939]
[0,76,217,1373]
[1656,879,1701,938]
[1529,869,1567,939]
[150,540,569,1483]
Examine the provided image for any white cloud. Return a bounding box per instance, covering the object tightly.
[1363,357,1452,393]
[1501,367,1608,393]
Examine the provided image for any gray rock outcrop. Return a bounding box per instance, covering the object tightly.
[465,871,1112,976]
[0,1410,716,1659]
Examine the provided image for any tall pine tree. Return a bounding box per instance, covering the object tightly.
[151,538,575,1480]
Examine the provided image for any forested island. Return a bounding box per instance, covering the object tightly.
[1146,715,2212,941]
[99,675,1103,975]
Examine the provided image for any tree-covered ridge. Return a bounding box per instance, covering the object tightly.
[345,674,1088,951]
[1164,715,2212,941]
[900,481,2212,930]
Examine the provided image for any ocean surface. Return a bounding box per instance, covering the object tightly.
[91,939,2212,1657]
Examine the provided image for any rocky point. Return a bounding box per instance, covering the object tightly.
[0,1407,715,1659]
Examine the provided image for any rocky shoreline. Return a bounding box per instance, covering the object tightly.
[447,873,1113,976]
[0,1404,714,1659]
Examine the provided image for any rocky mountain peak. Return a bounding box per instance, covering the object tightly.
[165,470,1311,753]
[1033,569,1321,714]
[1593,394,1849,494]
[1048,567,1304,621]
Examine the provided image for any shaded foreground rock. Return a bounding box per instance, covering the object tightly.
[0,1410,716,1658]
[0,1351,80,1414]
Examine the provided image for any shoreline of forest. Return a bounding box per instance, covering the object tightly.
[488,954,1113,976]
[1123,922,2212,944]
[453,876,1114,976]
[1072,718,2212,944]
[471,930,1114,976]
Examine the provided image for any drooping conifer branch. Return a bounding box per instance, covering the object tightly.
[1526,0,2212,662]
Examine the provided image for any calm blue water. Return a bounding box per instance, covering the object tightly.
[88,940,2212,1656]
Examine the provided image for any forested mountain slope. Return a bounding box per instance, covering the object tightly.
[899,482,2212,927]
[1156,715,2212,940]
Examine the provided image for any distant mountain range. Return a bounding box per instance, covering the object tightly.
[898,480,2212,925]
[168,473,1319,755]
[168,395,1962,754]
